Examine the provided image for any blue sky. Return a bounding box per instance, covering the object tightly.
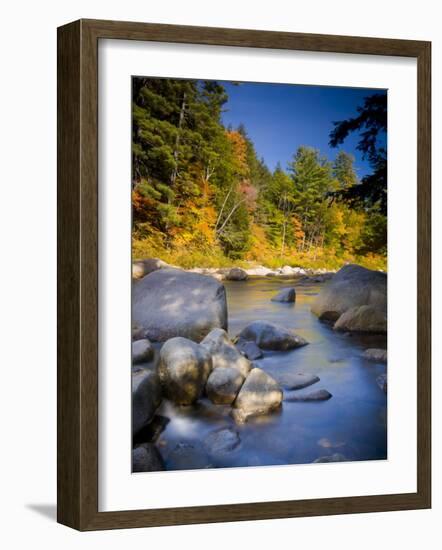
[220,81,387,179]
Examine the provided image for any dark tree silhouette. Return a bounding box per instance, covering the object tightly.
[329,93,387,214]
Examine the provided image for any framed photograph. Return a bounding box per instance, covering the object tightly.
[57,19,431,530]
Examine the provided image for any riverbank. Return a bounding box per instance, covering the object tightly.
[132,240,387,273]
[133,258,386,283]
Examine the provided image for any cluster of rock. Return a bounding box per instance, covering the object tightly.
[131,260,385,471]
[311,264,387,333]
[132,257,335,282]
[131,320,309,471]
[156,323,307,421]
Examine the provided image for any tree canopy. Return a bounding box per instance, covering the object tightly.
[132,78,387,270]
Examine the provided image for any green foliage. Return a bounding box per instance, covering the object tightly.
[329,92,387,213]
[132,78,387,269]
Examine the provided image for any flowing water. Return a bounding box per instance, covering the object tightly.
[150,277,387,470]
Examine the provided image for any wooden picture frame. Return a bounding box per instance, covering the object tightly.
[57,18,431,531]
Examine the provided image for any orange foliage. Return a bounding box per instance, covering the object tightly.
[226,130,249,178]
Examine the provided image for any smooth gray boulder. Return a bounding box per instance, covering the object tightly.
[235,338,263,360]
[313,453,347,463]
[206,367,245,404]
[285,388,332,402]
[132,268,228,342]
[334,305,387,333]
[132,367,162,436]
[201,328,251,378]
[275,371,320,390]
[158,337,212,405]
[238,320,308,351]
[271,287,296,303]
[132,443,165,472]
[363,348,388,362]
[204,427,241,455]
[311,264,387,322]
[232,367,283,423]
[226,267,248,281]
[132,338,154,364]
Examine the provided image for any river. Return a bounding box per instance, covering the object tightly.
[150,276,387,470]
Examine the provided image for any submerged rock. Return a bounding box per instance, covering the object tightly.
[363,348,388,362]
[158,337,212,405]
[132,443,165,472]
[206,366,245,405]
[166,442,212,470]
[132,367,162,436]
[311,264,387,323]
[275,371,320,390]
[233,367,283,423]
[204,427,241,455]
[334,305,387,333]
[376,373,388,393]
[132,338,154,364]
[271,287,296,303]
[285,388,332,402]
[132,268,228,342]
[226,267,249,281]
[238,320,308,351]
[313,453,347,463]
[235,338,263,360]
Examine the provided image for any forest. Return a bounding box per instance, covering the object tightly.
[132,78,387,271]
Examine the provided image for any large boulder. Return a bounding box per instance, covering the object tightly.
[132,338,154,364]
[206,366,245,404]
[237,321,308,351]
[201,328,251,378]
[132,258,169,279]
[132,268,228,342]
[226,267,248,281]
[334,305,387,333]
[132,368,162,436]
[158,337,212,405]
[311,264,387,322]
[271,287,296,303]
[132,443,165,472]
[233,367,283,423]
